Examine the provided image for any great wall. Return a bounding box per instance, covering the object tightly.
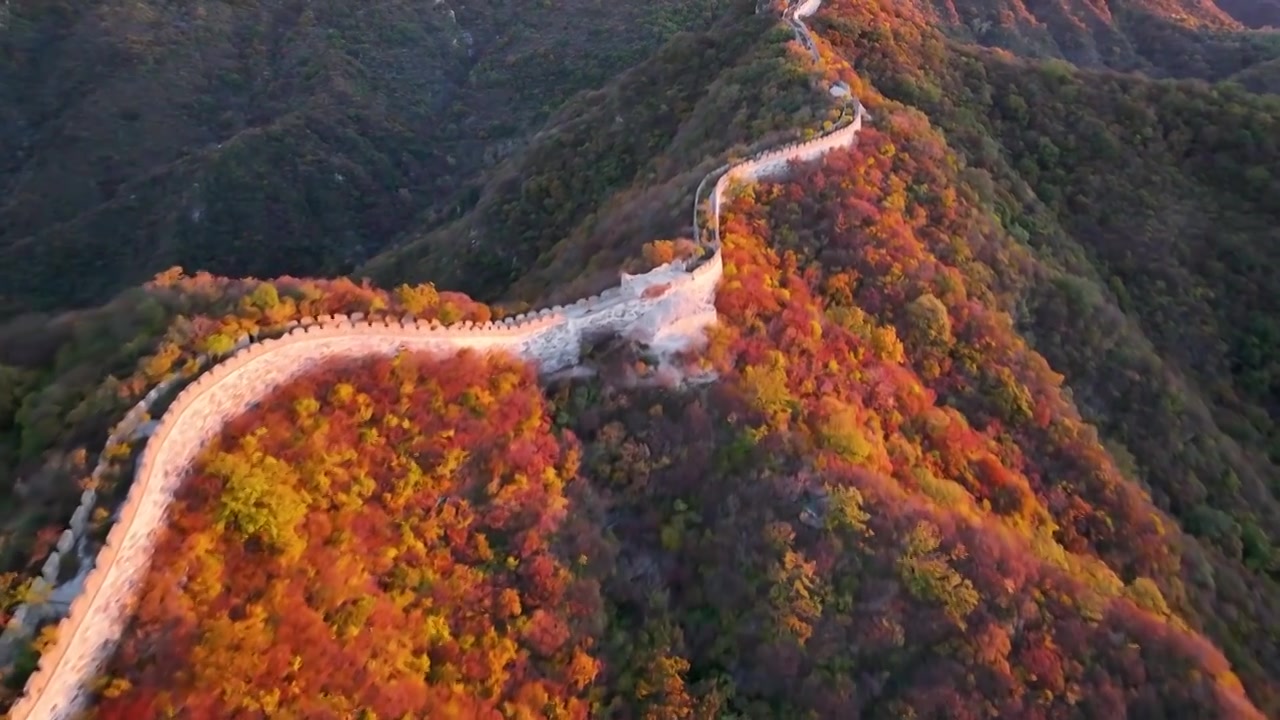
[5,1,869,716]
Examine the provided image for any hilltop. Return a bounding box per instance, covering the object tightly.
[0,0,1278,716]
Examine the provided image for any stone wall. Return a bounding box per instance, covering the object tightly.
[8,0,869,716]
[0,367,215,663]
[695,0,869,249]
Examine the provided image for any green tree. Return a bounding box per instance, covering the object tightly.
[208,436,309,559]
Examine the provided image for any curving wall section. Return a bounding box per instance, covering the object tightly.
[8,1,868,716]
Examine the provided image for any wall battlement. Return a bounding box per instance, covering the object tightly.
[8,1,869,716]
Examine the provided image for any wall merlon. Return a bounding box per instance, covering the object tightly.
[56,531,73,556]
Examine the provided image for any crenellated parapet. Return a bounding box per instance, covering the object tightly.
[8,1,873,716]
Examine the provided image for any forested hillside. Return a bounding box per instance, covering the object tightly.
[809,1,1280,698]
[358,2,833,307]
[360,0,1280,711]
[0,0,1278,716]
[0,271,494,710]
[0,0,728,318]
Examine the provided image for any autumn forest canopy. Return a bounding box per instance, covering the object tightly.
[1,0,1279,716]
